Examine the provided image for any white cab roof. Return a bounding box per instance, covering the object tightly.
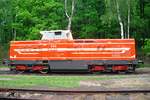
[40,30,73,40]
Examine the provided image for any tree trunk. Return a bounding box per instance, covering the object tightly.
[116,0,124,39]
[65,0,75,31]
[13,28,16,41]
[127,0,130,39]
[139,0,144,18]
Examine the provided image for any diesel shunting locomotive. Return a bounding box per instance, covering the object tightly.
[9,30,138,73]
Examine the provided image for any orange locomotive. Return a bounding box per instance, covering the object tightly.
[9,30,138,73]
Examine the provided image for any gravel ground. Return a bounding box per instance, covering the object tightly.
[79,74,150,89]
[0,68,150,100]
[0,67,150,90]
[0,92,150,100]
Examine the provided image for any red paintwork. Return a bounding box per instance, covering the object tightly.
[112,65,128,71]
[16,65,28,71]
[91,66,105,71]
[9,39,136,61]
[32,65,45,71]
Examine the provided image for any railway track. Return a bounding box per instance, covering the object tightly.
[0,67,149,76]
[0,69,150,76]
[0,88,150,100]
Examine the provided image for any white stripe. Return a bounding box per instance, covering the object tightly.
[14,48,130,52]
[10,56,135,59]
[14,48,130,54]
[72,52,124,54]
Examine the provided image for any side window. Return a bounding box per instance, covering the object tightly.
[55,32,62,35]
[54,31,63,39]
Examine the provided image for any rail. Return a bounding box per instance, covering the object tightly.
[0,88,150,100]
[0,88,150,94]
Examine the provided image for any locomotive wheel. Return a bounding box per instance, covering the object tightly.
[39,66,49,74]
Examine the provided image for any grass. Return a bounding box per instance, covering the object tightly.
[0,66,9,68]
[138,64,150,68]
[0,75,127,89]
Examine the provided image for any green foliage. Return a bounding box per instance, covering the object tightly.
[73,0,105,38]
[13,0,65,40]
[143,39,150,53]
[0,0,149,50]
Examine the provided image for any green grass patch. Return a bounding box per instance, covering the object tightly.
[139,64,150,68]
[0,66,9,68]
[0,75,127,89]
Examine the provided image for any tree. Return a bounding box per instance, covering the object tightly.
[73,0,105,39]
[0,0,14,43]
[11,0,64,40]
[115,0,124,39]
[64,0,75,31]
[127,0,131,38]
[0,0,149,49]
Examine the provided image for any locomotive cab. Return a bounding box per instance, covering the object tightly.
[40,30,73,40]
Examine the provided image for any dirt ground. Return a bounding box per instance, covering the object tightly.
[0,69,149,92]
[0,67,150,91]
[0,92,150,100]
[79,74,150,90]
[0,68,150,100]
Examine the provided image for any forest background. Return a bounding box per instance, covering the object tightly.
[0,0,149,61]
